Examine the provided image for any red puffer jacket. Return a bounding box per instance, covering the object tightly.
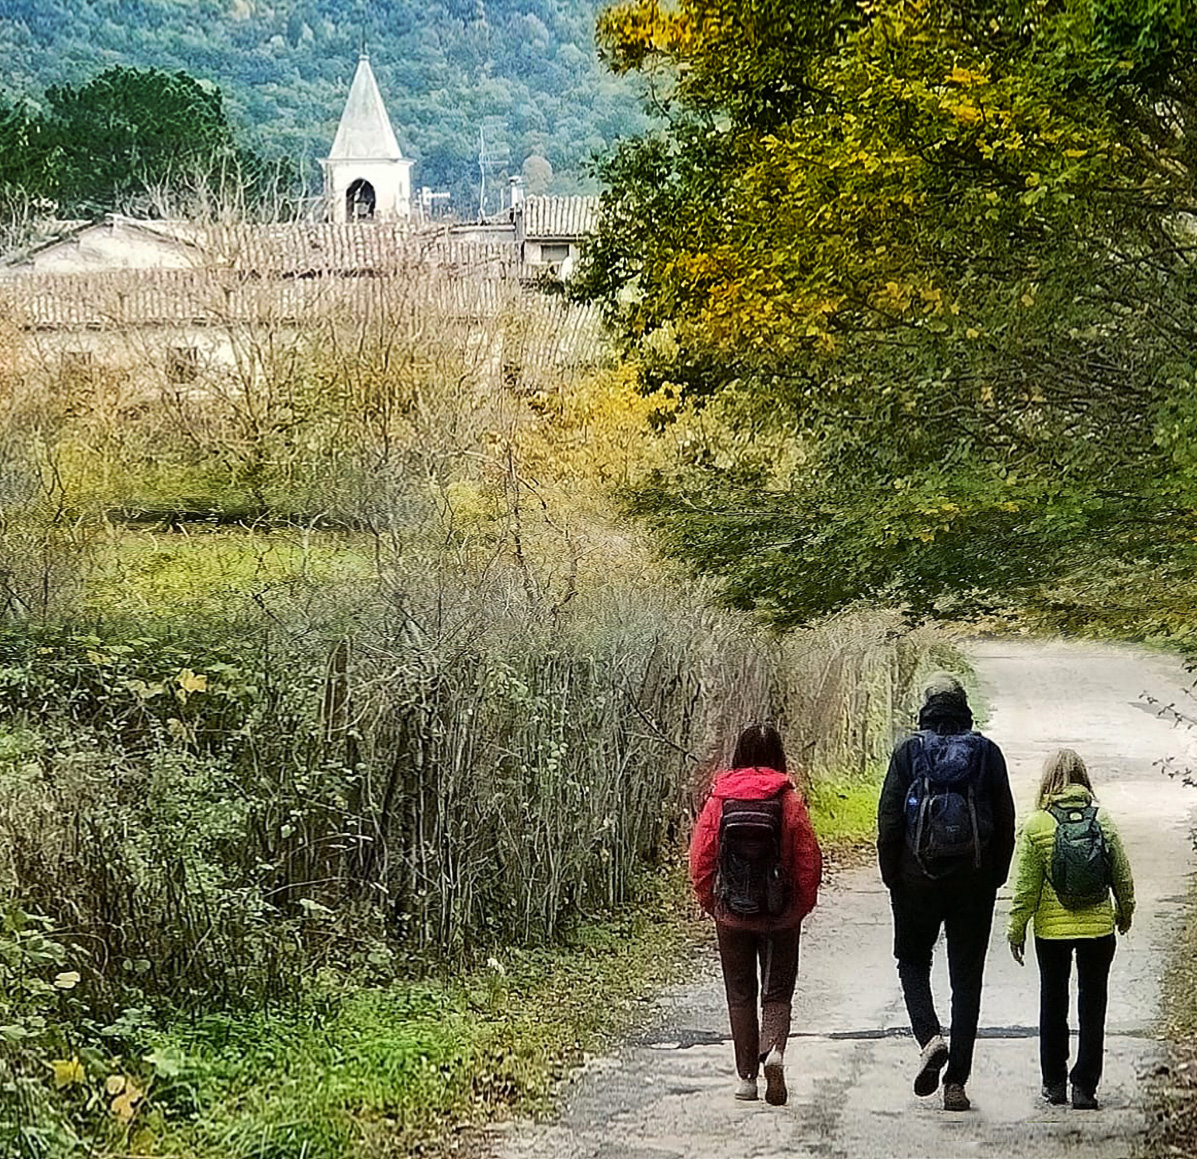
[689,767,822,932]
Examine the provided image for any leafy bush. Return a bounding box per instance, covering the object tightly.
[0,285,957,1155]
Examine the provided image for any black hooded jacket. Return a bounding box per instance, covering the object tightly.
[876,696,1016,891]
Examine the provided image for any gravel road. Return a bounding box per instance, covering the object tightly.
[491,638,1197,1159]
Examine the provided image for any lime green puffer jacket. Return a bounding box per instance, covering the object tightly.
[1007,785,1135,944]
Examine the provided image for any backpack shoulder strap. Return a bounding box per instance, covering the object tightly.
[967,780,981,868]
[912,771,932,870]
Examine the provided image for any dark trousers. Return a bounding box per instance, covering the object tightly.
[1035,934,1116,1094]
[891,880,996,1086]
[716,923,801,1080]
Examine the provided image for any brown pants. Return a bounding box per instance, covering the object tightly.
[716,923,801,1079]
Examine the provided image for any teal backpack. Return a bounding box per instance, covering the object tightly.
[1047,802,1111,908]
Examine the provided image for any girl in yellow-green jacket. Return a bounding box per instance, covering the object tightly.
[1007,749,1134,1111]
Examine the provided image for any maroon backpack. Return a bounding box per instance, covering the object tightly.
[714,795,789,917]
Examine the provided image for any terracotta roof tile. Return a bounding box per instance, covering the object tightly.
[520,196,600,240]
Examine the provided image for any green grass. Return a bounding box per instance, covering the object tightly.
[808,769,882,848]
[119,873,697,1159]
[87,530,375,618]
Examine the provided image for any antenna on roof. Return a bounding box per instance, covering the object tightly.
[478,127,488,221]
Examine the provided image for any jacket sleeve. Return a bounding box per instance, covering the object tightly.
[785,788,822,920]
[1006,819,1043,945]
[688,794,722,915]
[876,741,910,890]
[986,740,1017,889]
[1100,809,1135,928]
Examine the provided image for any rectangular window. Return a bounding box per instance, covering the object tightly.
[540,243,570,263]
[58,350,94,387]
[166,346,199,384]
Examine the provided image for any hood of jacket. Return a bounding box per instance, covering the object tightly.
[1044,784,1095,809]
[710,767,792,800]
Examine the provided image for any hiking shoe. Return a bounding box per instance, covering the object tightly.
[1042,1081,1067,1105]
[735,1076,759,1101]
[943,1082,971,1112]
[914,1035,949,1096]
[763,1047,787,1106]
[1071,1085,1099,1110]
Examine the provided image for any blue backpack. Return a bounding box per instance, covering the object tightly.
[904,731,993,879]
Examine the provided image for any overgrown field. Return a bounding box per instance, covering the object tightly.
[0,296,953,1157]
[1148,869,1197,1157]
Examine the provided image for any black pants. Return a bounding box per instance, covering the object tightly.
[891,880,996,1086]
[1035,934,1116,1094]
[716,923,801,1080]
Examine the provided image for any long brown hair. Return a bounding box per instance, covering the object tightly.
[1037,748,1095,808]
[731,723,787,774]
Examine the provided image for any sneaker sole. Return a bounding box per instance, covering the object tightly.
[764,1060,787,1106]
[914,1043,949,1097]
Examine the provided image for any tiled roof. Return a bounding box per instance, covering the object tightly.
[191,224,518,276]
[0,268,516,328]
[520,196,600,240]
[2,220,520,277]
[0,266,606,357]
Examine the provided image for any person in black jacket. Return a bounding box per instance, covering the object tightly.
[877,675,1016,1112]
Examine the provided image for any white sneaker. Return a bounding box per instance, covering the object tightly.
[763,1047,787,1106]
[735,1076,758,1100]
[914,1034,949,1097]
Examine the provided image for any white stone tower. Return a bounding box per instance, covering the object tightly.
[321,55,413,222]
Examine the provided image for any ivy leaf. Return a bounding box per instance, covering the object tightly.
[176,668,207,694]
[50,1057,86,1088]
[110,1079,143,1121]
[144,1046,186,1078]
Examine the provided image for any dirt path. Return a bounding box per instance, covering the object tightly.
[491,639,1197,1159]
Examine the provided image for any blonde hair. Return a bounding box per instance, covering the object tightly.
[1037,748,1095,808]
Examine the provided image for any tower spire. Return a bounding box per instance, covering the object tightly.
[320,53,414,221]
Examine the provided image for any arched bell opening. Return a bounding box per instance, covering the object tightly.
[346,178,377,221]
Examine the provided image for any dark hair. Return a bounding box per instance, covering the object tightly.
[731,723,787,774]
[918,675,973,735]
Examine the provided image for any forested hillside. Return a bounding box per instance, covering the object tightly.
[0,0,644,212]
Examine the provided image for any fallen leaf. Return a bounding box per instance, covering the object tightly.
[176,669,207,694]
[50,1058,85,1088]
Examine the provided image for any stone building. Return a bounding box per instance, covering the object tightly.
[516,196,600,277]
[320,54,415,223]
[0,57,606,391]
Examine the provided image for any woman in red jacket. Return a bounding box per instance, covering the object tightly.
[689,724,822,1105]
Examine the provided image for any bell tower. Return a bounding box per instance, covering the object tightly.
[321,55,413,222]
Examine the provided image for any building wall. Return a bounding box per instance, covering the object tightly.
[322,158,415,223]
[19,326,238,389]
[523,239,578,265]
[1,221,198,277]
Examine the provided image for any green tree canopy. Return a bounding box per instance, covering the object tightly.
[0,66,295,219]
[580,0,1197,633]
[44,67,239,215]
[0,0,646,214]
